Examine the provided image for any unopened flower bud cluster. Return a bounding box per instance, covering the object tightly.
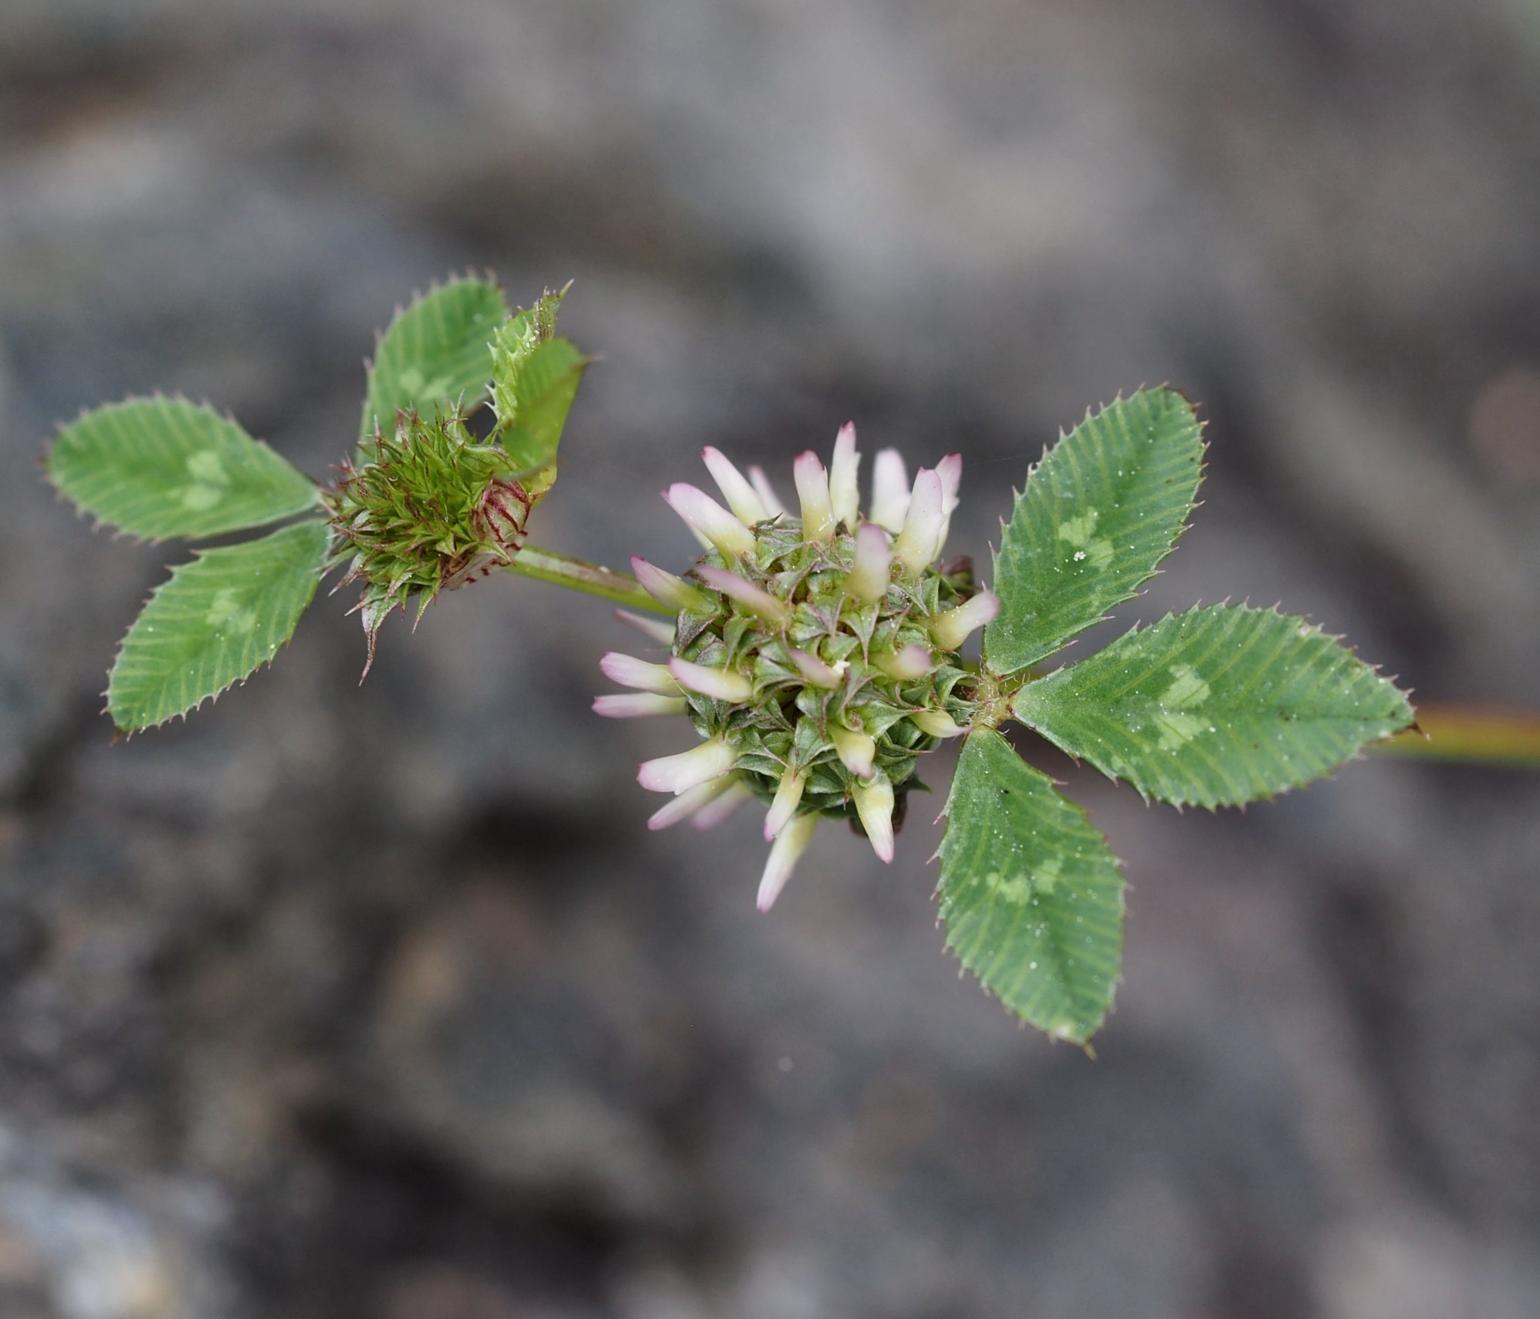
[324,408,534,671]
[596,425,1000,910]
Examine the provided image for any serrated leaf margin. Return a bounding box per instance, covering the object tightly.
[106,520,330,733]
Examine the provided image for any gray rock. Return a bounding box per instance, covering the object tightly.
[2,1,1537,1315]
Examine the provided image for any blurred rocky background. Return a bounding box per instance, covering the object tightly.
[3,1,1539,1316]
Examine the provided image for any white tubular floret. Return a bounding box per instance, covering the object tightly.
[853,773,895,863]
[756,811,818,912]
[869,449,910,533]
[614,609,676,646]
[793,451,836,542]
[929,590,1001,651]
[787,647,840,690]
[845,523,891,604]
[828,423,861,528]
[692,779,752,830]
[747,465,788,517]
[637,737,737,794]
[663,483,756,558]
[593,693,689,719]
[892,468,944,575]
[910,708,965,738]
[874,644,933,681]
[648,774,739,830]
[600,651,681,694]
[702,447,769,524]
[669,657,753,703]
[695,564,791,626]
[831,725,877,780]
[762,766,808,840]
[934,452,962,553]
[631,557,711,612]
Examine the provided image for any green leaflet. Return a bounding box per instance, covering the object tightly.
[1011,604,1414,808]
[495,339,586,491]
[360,275,510,445]
[48,398,318,541]
[490,289,586,497]
[107,521,330,732]
[489,286,565,420]
[938,729,1125,1043]
[985,389,1204,675]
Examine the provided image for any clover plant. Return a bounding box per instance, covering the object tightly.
[46,275,1415,1044]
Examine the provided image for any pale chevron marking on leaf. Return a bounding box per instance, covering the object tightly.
[986,389,1205,675]
[48,398,318,541]
[1011,604,1414,808]
[179,449,231,510]
[107,521,329,732]
[1056,509,1113,570]
[360,273,509,447]
[205,588,259,635]
[1160,663,1211,709]
[938,730,1124,1043]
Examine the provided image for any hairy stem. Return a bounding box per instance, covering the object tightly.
[1373,703,1540,768]
[503,546,673,615]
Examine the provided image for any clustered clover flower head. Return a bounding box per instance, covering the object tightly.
[595,425,1001,911]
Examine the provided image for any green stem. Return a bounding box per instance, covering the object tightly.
[501,558,1540,771]
[503,545,673,616]
[1372,703,1540,769]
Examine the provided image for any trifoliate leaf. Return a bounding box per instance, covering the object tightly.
[986,389,1204,674]
[107,520,330,732]
[1011,604,1414,808]
[938,729,1125,1043]
[360,274,509,445]
[48,398,318,541]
